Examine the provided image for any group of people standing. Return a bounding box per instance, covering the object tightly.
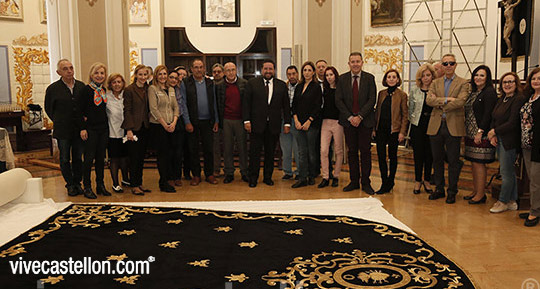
[44,51,539,227]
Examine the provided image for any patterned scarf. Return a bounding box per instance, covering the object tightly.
[90,81,107,106]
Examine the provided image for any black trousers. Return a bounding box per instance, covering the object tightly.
[170,124,185,180]
[410,124,432,182]
[82,129,108,188]
[188,120,214,178]
[151,123,176,186]
[249,122,279,181]
[57,135,83,188]
[430,120,462,195]
[344,125,372,186]
[127,127,148,187]
[376,131,399,186]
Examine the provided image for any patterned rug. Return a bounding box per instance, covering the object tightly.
[0,204,475,288]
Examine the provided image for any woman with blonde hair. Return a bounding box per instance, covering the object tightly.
[79,62,109,199]
[122,64,151,195]
[148,65,179,193]
[408,64,435,194]
[105,73,130,193]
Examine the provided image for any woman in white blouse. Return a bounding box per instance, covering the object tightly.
[105,73,130,192]
[148,65,179,193]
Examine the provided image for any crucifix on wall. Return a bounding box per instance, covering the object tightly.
[498,0,532,75]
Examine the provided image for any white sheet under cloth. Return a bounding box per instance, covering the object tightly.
[0,197,413,247]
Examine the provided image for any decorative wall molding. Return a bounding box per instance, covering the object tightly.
[364,48,402,73]
[364,34,401,47]
[129,50,139,75]
[315,0,325,7]
[12,33,49,47]
[12,47,49,123]
[86,0,98,7]
[129,40,138,48]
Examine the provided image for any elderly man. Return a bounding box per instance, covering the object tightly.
[184,59,219,185]
[217,62,249,183]
[426,53,470,204]
[212,63,225,176]
[44,59,86,197]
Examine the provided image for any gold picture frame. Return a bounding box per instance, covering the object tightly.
[370,0,402,28]
[0,0,23,21]
[128,0,150,26]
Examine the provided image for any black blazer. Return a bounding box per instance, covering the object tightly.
[216,77,247,128]
[527,96,540,162]
[335,71,377,128]
[490,94,526,151]
[79,85,108,131]
[243,77,291,135]
[472,85,497,134]
[184,76,217,126]
[292,81,322,124]
[44,79,86,139]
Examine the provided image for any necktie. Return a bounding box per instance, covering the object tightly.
[352,75,360,114]
[265,80,270,104]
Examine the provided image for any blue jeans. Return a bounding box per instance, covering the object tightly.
[497,137,518,203]
[280,123,299,176]
[293,126,320,179]
[57,137,83,188]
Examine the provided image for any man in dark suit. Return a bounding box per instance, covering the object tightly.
[44,59,86,196]
[335,52,376,194]
[243,60,291,187]
[184,59,219,186]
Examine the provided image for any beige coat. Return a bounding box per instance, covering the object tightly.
[426,75,470,137]
[148,85,179,125]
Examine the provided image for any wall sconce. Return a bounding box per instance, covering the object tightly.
[86,0,97,6]
[354,0,361,6]
[316,0,325,7]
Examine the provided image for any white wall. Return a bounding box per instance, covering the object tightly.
[128,0,163,67]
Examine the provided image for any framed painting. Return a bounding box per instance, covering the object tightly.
[39,0,46,24]
[0,0,23,21]
[201,0,240,27]
[370,0,402,27]
[128,0,150,26]
[500,0,532,59]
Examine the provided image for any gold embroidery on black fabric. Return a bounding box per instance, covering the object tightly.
[238,241,258,248]
[225,273,249,282]
[260,249,467,288]
[284,229,303,235]
[107,253,128,261]
[118,229,136,236]
[159,241,180,249]
[114,275,140,285]
[166,219,183,224]
[214,226,232,232]
[188,259,210,267]
[1,205,421,258]
[332,237,353,244]
[40,275,63,284]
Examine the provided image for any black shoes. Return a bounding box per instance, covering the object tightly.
[318,179,329,188]
[468,195,486,204]
[343,182,360,192]
[67,185,79,196]
[429,190,445,200]
[223,175,234,184]
[282,174,293,180]
[525,216,539,227]
[422,182,433,194]
[445,194,456,204]
[241,175,249,183]
[292,179,308,188]
[263,178,274,186]
[362,184,375,195]
[376,180,394,195]
[96,184,111,196]
[331,178,339,187]
[83,188,97,199]
[308,178,315,186]
[463,193,476,201]
[160,183,176,193]
[248,181,257,188]
[519,212,529,219]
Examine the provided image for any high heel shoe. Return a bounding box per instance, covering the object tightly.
[468,195,487,204]
[463,193,476,200]
[422,182,433,194]
[413,182,422,194]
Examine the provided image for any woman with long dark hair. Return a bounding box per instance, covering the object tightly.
[318,66,344,188]
[463,65,497,204]
[291,61,322,188]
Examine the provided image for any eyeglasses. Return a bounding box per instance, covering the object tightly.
[442,62,456,66]
[502,80,515,85]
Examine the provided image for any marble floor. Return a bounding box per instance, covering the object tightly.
[14,149,540,289]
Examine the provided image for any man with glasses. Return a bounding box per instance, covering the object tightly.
[426,54,470,204]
